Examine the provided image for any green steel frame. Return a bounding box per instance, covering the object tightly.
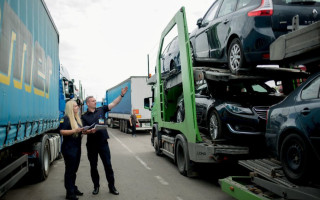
[154,7,202,143]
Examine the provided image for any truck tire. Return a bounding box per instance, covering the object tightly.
[122,120,125,132]
[175,134,196,177]
[32,135,51,181]
[120,120,123,132]
[124,120,128,133]
[176,140,187,176]
[153,127,162,156]
[110,118,114,128]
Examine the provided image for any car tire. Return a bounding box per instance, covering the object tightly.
[280,133,310,184]
[176,106,185,123]
[228,38,245,74]
[208,111,222,140]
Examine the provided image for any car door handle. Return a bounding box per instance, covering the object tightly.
[301,108,310,115]
[223,19,230,24]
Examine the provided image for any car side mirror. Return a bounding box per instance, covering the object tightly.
[197,18,203,28]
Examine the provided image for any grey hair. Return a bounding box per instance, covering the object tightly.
[85,96,94,103]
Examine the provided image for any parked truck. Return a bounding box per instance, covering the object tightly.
[144,7,258,177]
[0,0,80,196]
[106,76,152,133]
[144,6,317,180]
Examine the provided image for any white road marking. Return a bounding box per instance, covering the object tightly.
[109,130,152,170]
[109,131,133,153]
[135,156,151,170]
[155,176,169,185]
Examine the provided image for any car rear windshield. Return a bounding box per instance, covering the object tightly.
[273,0,320,5]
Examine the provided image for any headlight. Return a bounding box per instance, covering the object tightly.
[225,104,253,115]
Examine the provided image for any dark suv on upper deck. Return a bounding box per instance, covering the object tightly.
[190,0,320,73]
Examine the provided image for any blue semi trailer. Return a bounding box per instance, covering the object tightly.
[106,76,152,133]
[0,0,79,196]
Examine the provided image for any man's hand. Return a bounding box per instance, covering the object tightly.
[121,86,128,96]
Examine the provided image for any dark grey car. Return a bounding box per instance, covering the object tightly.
[190,0,320,73]
[266,71,320,184]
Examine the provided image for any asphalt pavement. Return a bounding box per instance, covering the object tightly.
[1,128,236,200]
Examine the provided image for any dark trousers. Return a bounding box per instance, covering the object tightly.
[62,145,81,195]
[87,141,115,189]
[132,125,136,136]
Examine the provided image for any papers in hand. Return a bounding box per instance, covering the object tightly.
[83,123,95,131]
[83,123,108,131]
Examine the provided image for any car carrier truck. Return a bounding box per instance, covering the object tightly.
[106,76,152,133]
[143,7,258,177]
[0,0,81,196]
[144,6,318,180]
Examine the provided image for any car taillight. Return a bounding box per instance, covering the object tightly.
[266,109,269,125]
[262,53,270,59]
[248,0,273,17]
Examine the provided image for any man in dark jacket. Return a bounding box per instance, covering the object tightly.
[82,86,127,195]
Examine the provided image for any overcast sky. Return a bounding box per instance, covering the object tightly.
[44,0,213,101]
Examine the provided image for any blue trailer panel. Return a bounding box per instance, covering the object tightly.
[0,0,60,149]
[106,79,131,114]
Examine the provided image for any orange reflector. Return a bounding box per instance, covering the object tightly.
[133,109,139,114]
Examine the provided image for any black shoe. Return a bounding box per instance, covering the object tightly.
[92,187,99,195]
[75,189,83,196]
[109,187,119,195]
[66,194,78,200]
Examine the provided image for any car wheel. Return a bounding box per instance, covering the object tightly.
[280,133,310,184]
[176,106,185,123]
[228,38,245,74]
[208,111,222,140]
